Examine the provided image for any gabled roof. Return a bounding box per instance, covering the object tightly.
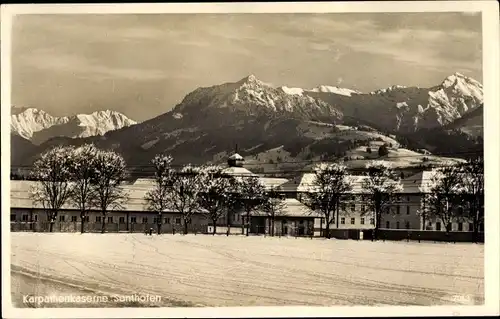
[248,198,322,218]
[9,180,209,213]
[280,173,372,194]
[401,170,440,194]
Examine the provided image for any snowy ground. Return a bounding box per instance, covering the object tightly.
[10,233,484,307]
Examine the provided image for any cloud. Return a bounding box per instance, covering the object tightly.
[19,48,168,81]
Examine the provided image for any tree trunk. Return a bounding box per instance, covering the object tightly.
[325,219,331,239]
[272,218,275,237]
[101,213,106,233]
[157,223,161,235]
[183,219,188,235]
[246,212,250,236]
[212,219,217,235]
[49,221,54,233]
[374,197,381,240]
[80,211,85,234]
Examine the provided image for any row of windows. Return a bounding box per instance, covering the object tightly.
[11,214,186,225]
[385,221,411,229]
[338,204,412,215]
[429,221,474,232]
[323,217,375,225]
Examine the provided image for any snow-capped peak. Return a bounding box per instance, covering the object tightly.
[309,85,361,96]
[370,85,408,95]
[11,107,69,140]
[11,107,137,144]
[280,86,304,96]
[439,72,483,100]
[173,76,343,120]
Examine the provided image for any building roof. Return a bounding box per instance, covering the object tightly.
[248,198,322,218]
[228,153,244,161]
[221,166,258,177]
[280,173,371,194]
[401,170,444,194]
[9,180,208,213]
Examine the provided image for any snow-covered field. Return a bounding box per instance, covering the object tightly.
[10,233,483,307]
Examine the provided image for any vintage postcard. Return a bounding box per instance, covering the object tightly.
[1,1,499,318]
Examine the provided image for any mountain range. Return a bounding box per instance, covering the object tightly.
[10,73,483,176]
[11,108,136,145]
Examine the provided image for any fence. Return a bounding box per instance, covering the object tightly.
[10,222,209,234]
[326,228,484,243]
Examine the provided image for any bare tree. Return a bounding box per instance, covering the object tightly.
[144,154,174,235]
[425,166,463,234]
[30,146,75,233]
[362,161,403,240]
[197,165,236,235]
[167,165,203,234]
[457,158,484,242]
[239,176,266,236]
[67,144,99,234]
[261,187,287,236]
[91,150,128,233]
[301,163,353,239]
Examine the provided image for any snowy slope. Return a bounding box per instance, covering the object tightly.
[11,108,137,145]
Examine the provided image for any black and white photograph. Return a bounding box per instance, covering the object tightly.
[1,2,499,318]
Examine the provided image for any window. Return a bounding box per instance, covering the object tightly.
[131,217,137,223]
[458,222,463,231]
[34,215,38,222]
[340,217,345,225]
[436,222,441,231]
[96,216,101,222]
[370,218,374,225]
[396,205,400,214]
[406,206,410,215]
[405,221,410,229]
[386,221,390,229]
[360,218,365,225]
[22,214,29,222]
[10,214,16,222]
[107,216,113,223]
[142,217,148,224]
[341,203,347,211]
[351,217,355,225]
[59,215,65,222]
[85,216,89,222]
[361,205,366,212]
[175,218,182,225]
[350,203,356,211]
[119,217,125,224]
[71,216,77,222]
[396,221,400,229]
[468,223,473,232]
[153,217,159,224]
[164,217,170,224]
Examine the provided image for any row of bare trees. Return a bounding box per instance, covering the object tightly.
[144,154,286,235]
[30,145,128,233]
[301,158,484,241]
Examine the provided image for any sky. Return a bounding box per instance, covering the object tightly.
[11,12,482,122]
